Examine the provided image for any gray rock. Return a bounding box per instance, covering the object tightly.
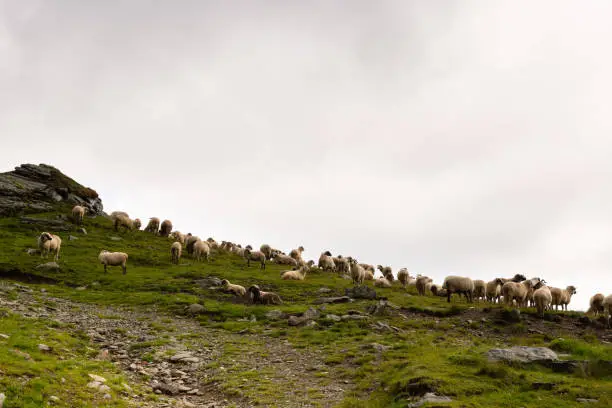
[109,236,122,241]
[318,287,332,294]
[341,315,369,321]
[38,344,52,352]
[26,248,40,256]
[194,277,223,288]
[265,310,285,320]
[151,381,179,395]
[576,398,599,403]
[68,235,78,241]
[288,307,321,326]
[170,353,199,363]
[325,314,342,322]
[487,347,558,363]
[186,304,205,315]
[313,296,353,304]
[370,343,390,352]
[408,393,452,407]
[35,262,60,272]
[345,286,377,300]
[49,396,60,403]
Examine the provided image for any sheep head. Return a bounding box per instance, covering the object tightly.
[512,274,527,282]
[567,285,577,295]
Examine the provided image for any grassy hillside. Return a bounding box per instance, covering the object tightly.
[0,208,611,407]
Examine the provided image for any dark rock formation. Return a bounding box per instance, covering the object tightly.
[0,164,103,216]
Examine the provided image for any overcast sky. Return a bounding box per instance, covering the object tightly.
[2,1,611,310]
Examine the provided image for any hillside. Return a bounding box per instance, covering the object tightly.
[0,165,610,408]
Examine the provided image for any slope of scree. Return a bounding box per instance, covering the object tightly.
[0,164,610,407]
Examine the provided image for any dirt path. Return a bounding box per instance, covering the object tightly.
[0,283,350,407]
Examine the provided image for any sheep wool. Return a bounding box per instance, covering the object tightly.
[71,205,86,225]
[98,250,128,275]
[159,219,173,237]
[171,241,182,265]
[442,276,475,303]
[37,232,62,261]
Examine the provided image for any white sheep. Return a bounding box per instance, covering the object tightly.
[244,248,266,269]
[185,235,201,256]
[416,276,433,296]
[260,244,273,260]
[171,241,182,264]
[442,276,475,303]
[71,205,86,225]
[374,276,392,288]
[206,237,219,249]
[144,217,160,234]
[113,214,134,232]
[377,265,393,281]
[318,251,336,272]
[273,253,298,267]
[289,246,305,261]
[533,286,552,317]
[193,240,211,262]
[485,279,504,303]
[37,232,62,261]
[133,218,142,230]
[550,286,577,311]
[501,278,542,308]
[333,256,350,275]
[348,257,365,285]
[248,285,282,305]
[587,293,605,317]
[221,279,246,296]
[170,231,186,245]
[159,219,173,237]
[397,268,409,288]
[473,280,486,303]
[281,266,309,280]
[110,211,129,220]
[98,250,128,274]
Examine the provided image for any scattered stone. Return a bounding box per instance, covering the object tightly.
[0,334,9,339]
[68,235,78,241]
[88,374,107,383]
[325,314,342,322]
[288,307,321,326]
[548,360,588,373]
[49,395,60,403]
[170,353,199,363]
[78,228,87,235]
[11,349,31,360]
[186,304,205,315]
[98,384,111,393]
[26,248,40,256]
[500,308,521,323]
[38,344,52,352]
[102,393,111,400]
[345,286,377,300]
[305,320,318,327]
[194,277,223,288]
[0,393,5,408]
[265,310,285,320]
[151,381,179,395]
[370,343,390,352]
[366,299,400,316]
[313,296,353,304]
[87,381,102,389]
[35,262,60,272]
[408,393,452,407]
[341,315,369,321]
[371,321,403,333]
[76,286,87,291]
[487,347,558,363]
[576,398,599,403]
[109,236,122,241]
[318,287,332,294]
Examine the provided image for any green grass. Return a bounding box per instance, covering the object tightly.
[1,210,611,407]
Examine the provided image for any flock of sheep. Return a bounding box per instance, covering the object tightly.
[33,206,612,323]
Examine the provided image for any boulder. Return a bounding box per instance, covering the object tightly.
[345,286,377,300]
[35,262,60,272]
[487,347,558,363]
[313,296,353,305]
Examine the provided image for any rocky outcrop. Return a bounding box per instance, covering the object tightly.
[0,164,103,216]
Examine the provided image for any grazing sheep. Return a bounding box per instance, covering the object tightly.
[159,219,173,237]
[430,283,442,296]
[221,279,246,296]
[550,286,577,311]
[185,235,201,256]
[133,218,142,230]
[110,211,129,220]
[281,266,309,280]
[442,276,475,303]
[113,214,134,232]
[37,232,62,261]
[407,276,417,288]
[502,278,542,308]
[98,250,128,274]
[397,268,410,288]
[533,286,552,317]
[144,217,160,234]
[485,279,504,303]
[289,246,305,261]
[473,280,486,303]
[603,294,612,327]
[364,269,375,280]
[348,257,366,285]
[206,238,219,249]
[273,253,298,267]
[248,285,282,305]
[171,241,182,264]
[416,276,433,296]
[360,263,375,275]
[170,231,186,245]
[193,240,211,262]
[377,265,393,280]
[318,251,336,272]
[71,205,86,224]
[374,276,392,288]
[244,249,266,269]
[260,244,273,260]
[587,293,605,317]
[333,255,350,275]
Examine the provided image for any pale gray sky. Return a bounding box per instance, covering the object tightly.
[2,1,611,310]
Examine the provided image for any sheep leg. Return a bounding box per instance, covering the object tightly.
[122,264,126,275]
[447,291,451,303]
[104,264,107,273]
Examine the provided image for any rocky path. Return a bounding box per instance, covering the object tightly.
[0,282,350,407]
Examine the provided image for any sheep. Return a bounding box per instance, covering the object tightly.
[501,274,527,284]
[244,248,266,269]
[333,255,350,275]
[248,285,282,305]
[533,286,552,317]
[113,214,134,232]
[281,266,308,280]
[603,294,612,328]
[318,251,336,272]
[110,211,129,220]
[485,278,504,303]
[473,280,486,303]
[133,218,142,230]
[221,279,246,297]
[37,232,62,261]
[442,276,475,303]
[502,278,542,308]
[170,231,186,245]
[377,265,393,280]
[159,219,173,237]
[430,283,442,296]
[289,246,304,261]
[348,257,365,285]
[397,268,410,288]
[144,217,160,234]
[416,276,433,296]
[364,269,374,280]
[374,276,392,288]
[171,241,182,264]
[260,244,273,260]
[206,237,219,249]
[273,253,298,267]
[193,240,211,262]
[185,235,201,256]
[360,263,375,275]
[550,286,577,311]
[71,205,86,224]
[98,250,128,274]
[587,293,605,317]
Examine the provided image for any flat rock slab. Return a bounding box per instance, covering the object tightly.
[487,347,558,363]
[313,296,353,304]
